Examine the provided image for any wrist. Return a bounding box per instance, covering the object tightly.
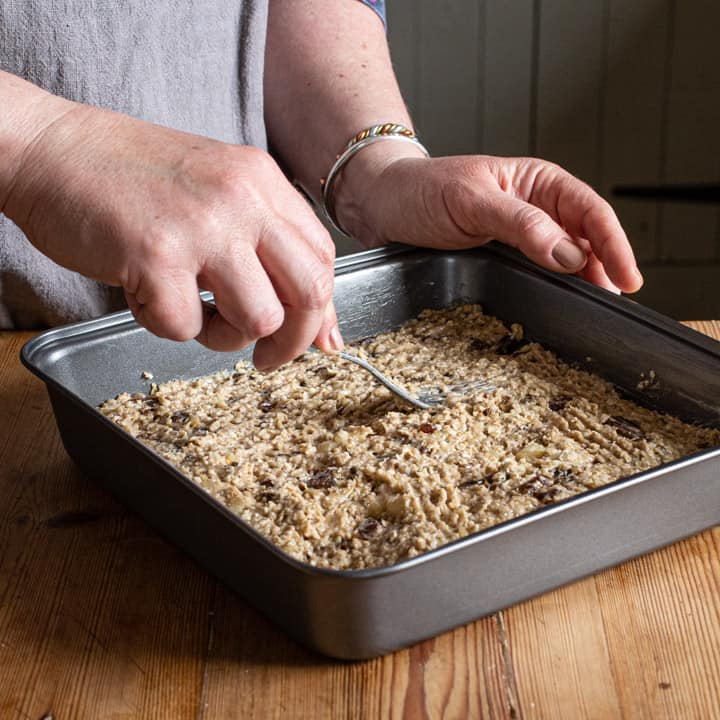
[332,140,428,245]
[0,71,77,216]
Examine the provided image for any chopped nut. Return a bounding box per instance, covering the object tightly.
[516,442,547,460]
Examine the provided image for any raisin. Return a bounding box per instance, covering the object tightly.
[470,338,492,352]
[533,488,561,503]
[549,395,572,412]
[458,479,480,489]
[519,475,553,499]
[258,400,275,413]
[459,473,495,489]
[357,334,377,346]
[357,518,380,539]
[605,415,646,440]
[307,469,336,489]
[495,334,528,356]
[419,422,436,434]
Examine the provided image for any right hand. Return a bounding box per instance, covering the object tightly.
[3,97,342,369]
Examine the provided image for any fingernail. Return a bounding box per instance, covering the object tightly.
[329,325,344,352]
[552,239,587,270]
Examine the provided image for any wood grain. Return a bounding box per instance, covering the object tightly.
[1,324,718,719]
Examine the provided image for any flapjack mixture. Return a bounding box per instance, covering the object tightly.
[100,305,719,569]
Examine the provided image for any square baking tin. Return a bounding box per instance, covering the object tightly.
[21,245,720,659]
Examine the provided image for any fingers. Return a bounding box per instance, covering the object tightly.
[196,248,284,352]
[314,302,344,354]
[576,251,621,294]
[531,165,643,293]
[457,183,589,275]
[252,224,339,369]
[192,209,341,366]
[125,270,203,341]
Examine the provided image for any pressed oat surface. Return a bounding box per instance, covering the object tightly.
[100,305,719,569]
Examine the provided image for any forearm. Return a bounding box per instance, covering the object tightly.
[264,0,422,208]
[0,71,74,214]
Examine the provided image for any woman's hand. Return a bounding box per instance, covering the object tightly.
[3,93,342,369]
[335,146,643,294]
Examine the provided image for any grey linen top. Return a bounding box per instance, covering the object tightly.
[0,0,386,329]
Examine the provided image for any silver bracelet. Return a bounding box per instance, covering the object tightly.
[321,130,430,238]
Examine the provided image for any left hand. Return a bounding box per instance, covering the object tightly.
[334,148,643,294]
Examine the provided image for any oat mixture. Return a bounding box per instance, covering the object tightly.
[100,305,719,569]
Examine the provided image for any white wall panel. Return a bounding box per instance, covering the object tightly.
[658,1,720,261]
[601,0,670,263]
[482,0,535,156]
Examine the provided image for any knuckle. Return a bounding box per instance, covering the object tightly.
[142,305,193,342]
[514,206,550,239]
[300,268,334,310]
[241,145,275,170]
[246,305,284,339]
[314,229,336,265]
[214,151,279,213]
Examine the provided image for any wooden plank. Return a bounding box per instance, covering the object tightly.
[481,0,535,156]
[503,526,720,720]
[1,322,719,718]
[504,578,623,719]
[200,588,512,719]
[0,333,212,719]
[415,0,482,156]
[595,531,720,719]
[602,0,671,263]
[534,0,606,187]
[658,2,720,261]
[685,319,720,338]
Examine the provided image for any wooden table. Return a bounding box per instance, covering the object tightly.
[1,324,719,720]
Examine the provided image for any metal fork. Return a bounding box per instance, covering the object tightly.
[201,299,498,409]
[338,351,501,409]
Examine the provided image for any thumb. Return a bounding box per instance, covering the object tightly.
[468,190,588,274]
[314,301,344,354]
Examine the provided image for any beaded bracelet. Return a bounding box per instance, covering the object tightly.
[320,123,429,237]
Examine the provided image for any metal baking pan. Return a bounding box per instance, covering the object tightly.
[21,244,720,659]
